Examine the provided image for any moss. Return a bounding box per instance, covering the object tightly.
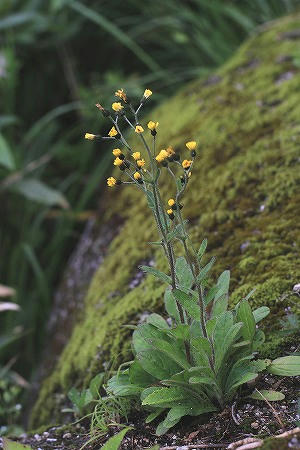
[31,14,300,427]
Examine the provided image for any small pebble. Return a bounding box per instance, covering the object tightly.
[251,422,259,429]
[43,431,49,437]
[34,434,41,441]
[63,433,72,439]
[46,438,57,442]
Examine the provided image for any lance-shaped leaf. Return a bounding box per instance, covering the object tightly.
[175,256,194,289]
[196,257,216,283]
[172,288,200,321]
[249,390,285,401]
[267,356,300,376]
[252,306,270,323]
[236,299,255,342]
[139,266,171,285]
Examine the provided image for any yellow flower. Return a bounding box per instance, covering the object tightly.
[155,149,169,163]
[107,177,117,187]
[135,125,144,134]
[137,159,145,168]
[147,121,159,131]
[166,146,175,156]
[186,141,197,151]
[115,88,127,102]
[167,209,174,215]
[112,102,124,112]
[108,126,118,137]
[132,152,141,161]
[112,148,122,157]
[85,133,96,140]
[168,198,175,207]
[182,159,192,169]
[133,172,141,180]
[113,157,123,167]
[144,89,152,98]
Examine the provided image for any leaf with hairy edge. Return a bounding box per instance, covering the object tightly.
[236,299,255,342]
[137,350,181,380]
[197,238,207,260]
[101,427,132,450]
[249,359,271,373]
[217,270,230,296]
[129,360,157,386]
[249,390,285,401]
[145,409,165,423]
[172,289,200,321]
[107,373,143,396]
[214,322,243,372]
[142,387,187,407]
[253,306,270,323]
[146,313,169,329]
[252,329,265,351]
[196,257,216,283]
[164,288,180,323]
[226,372,258,396]
[139,266,171,284]
[175,256,194,289]
[204,285,219,306]
[267,356,300,376]
[189,376,216,386]
[148,337,190,369]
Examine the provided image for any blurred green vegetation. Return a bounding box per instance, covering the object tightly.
[0,0,299,432]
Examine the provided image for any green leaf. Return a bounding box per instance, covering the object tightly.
[129,360,157,387]
[175,256,194,289]
[249,390,285,401]
[267,356,300,376]
[146,313,169,329]
[146,191,155,209]
[249,359,271,373]
[197,238,207,260]
[164,288,180,323]
[203,285,219,306]
[137,350,180,380]
[196,257,216,283]
[3,438,32,450]
[139,266,171,284]
[252,329,265,351]
[142,387,187,407]
[189,376,216,386]
[226,372,258,396]
[169,324,190,341]
[236,299,256,342]
[253,306,270,323]
[172,288,200,320]
[211,293,228,318]
[13,178,69,208]
[101,427,132,450]
[0,133,15,170]
[89,373,104,398]
[166,221,187,242]
[217,270,230,297]
[145,409,165,424]
[214,322,243,372]
[107,373,142,396]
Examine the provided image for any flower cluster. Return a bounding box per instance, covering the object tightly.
[84,89,197,236]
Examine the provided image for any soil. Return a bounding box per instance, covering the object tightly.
[2,375,299,450]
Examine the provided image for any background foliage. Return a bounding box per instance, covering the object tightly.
[0,0,299,432]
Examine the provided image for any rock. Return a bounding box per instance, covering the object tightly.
[251,422,260,429]
[30,14,300,428]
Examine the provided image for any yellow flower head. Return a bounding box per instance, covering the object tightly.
[132,152,141,161]
[85,133,96,140]
[133,172,141,180]
[147,121,159,131]
[167,209,174,215]
[155,149,169,163]
[108,126,118,137]
[137,159,145,168]
[144,89,152,98]
[166,146,175,156]
[112,148,122,157]
[186,141,197,151]
[182,159,192,169]
[107,177,117,187]
[168,198,175,207]
[135,125,144,134]
[115,88,127,102]
[112,102,124,112]
[113,157,123,167]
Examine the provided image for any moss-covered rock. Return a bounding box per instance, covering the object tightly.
[30,14,300,427]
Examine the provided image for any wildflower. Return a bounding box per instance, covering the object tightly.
[147,121,159,136]
[155,149,169,163]
[182,159,192,170]
[114,157,124,167]
[166,146,175,157]
[167,209,175,220]
[112,102,124,112]
[112,148,122,157]
[186,141,197,151]
[137,159,145,168]
[134,172,143,183]
[135,125,144,134]
[144,89,152,98]
[115,88,127,102]
[85,133,96,140]
[108,126,119,137]
[132,152,141,161]
[95,103,110,117]
[168,198,175,206]
[107,177,117,187]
